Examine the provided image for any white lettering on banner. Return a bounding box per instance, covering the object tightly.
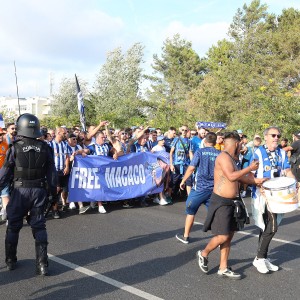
[105,164,146,188]
[70,167,101,189]
[121,166,128,186]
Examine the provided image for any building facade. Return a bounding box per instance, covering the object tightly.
[0,96,52,121]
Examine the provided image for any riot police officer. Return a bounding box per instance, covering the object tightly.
[0,113,57,275]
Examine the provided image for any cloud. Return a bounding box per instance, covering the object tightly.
[2,0,296,97]
[0,0,127,96]
[162,21,229,56]
[0,0,125,65]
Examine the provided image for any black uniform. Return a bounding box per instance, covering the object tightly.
[0,137,57,274]
[290,139,300,181]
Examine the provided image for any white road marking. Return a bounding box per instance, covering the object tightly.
[48,254,164,300]
[48,220,299,299]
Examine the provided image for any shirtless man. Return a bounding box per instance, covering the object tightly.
[196,131,267,279]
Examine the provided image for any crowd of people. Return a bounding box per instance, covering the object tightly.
[0,116,299,278]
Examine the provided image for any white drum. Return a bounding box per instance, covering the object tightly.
[262,177,298,213]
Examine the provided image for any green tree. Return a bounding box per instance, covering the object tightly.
[50,77,97,128]
[93,43,146,128]
[146,34,205,129]
[189,1,300,137]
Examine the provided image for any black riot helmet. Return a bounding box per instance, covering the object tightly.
[16,113,42,138]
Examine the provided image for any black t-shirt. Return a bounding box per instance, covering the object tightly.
[291,140,300,157]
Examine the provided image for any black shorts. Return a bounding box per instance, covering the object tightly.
[57,173,69,192]
[210,193,238,235]
[169,165,193,188]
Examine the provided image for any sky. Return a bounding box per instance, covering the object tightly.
[0,0,299,98]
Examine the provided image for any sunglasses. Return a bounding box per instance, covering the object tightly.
[10,128,16,130]
[269,134,281,138]
[182,129,188,132]
[120,132,125,135]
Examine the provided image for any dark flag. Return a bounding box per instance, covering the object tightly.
[75,74,87,132]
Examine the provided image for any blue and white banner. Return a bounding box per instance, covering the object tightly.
[75,74,87,132]
[68,151,170,202]
[196,121,227,129]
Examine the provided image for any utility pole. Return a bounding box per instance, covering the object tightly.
[14,61,21,115]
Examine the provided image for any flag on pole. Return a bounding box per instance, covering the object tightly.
[0,114,5,128]
[75,74,87,132]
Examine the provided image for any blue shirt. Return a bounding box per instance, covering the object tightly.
[190,147,220,191]
[87,143,111,156]
[130,142,149,153]
[164,137,174,153]
[49,140,70,171]
[170,137,191,165]
[191,136,202,153]
[252,145,290,198]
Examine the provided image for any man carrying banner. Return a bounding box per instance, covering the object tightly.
[66,133,91,214]
[48,126,70,219]
[87,131,118,213]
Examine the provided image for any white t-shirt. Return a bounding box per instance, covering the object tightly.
[152,145,166,152]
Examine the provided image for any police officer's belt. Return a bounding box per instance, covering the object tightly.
[14,180,46,188]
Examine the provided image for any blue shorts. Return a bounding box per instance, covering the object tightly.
[185,189,212,215]
[1,185,10,198]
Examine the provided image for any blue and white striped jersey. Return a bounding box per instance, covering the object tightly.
[49,140,70,171]
[87,143,111,156]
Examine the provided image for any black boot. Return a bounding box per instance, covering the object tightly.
[35,241,49,276]
[5,242,17,271]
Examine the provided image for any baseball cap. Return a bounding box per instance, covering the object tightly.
[157,136,165,141]
[237,129,243,134]
[68,133,77,139]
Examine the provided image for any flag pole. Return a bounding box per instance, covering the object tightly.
[14,61,21,115]
[75,74,87,132]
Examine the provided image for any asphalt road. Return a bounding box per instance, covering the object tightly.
[0,196,300,300]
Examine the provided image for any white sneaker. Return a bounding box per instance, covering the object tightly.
[241,191,246,198]
[153,197,160,205]
[265,258,279,271]
[159,198,168,206]
[98,206,106,214]
[90,202,96,209]
[253,257,269,274]
[69,202,76,210]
